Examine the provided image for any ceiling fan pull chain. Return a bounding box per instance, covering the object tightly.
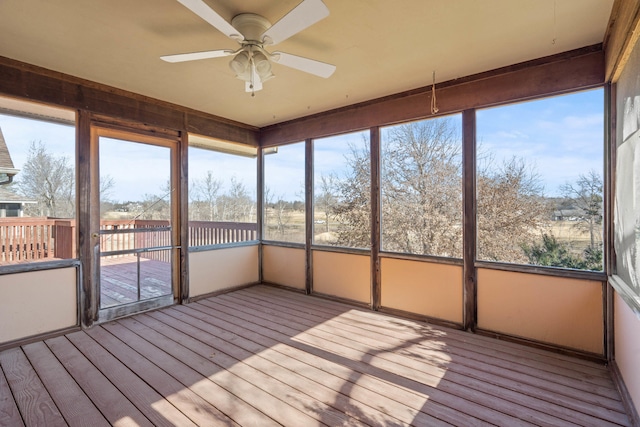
[431,70,439,114]
[250,58,256,97]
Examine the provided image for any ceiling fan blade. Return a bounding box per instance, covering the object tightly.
[176,0,243,41]
[161,49,234,63]
[261,0,329,45]
[271,52,335,78]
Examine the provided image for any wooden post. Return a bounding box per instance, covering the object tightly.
[305,138,313,295]
[604,82,616,361]
[77,110,99,327]
[462,109,477,332]
[370,126,381,310]
[179,129,190,304]
[257,145,264,283]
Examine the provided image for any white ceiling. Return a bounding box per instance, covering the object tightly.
[0,0,614,128]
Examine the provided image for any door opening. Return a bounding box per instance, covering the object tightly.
[93,129,179,321]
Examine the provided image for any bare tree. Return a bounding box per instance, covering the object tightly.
[218,177,255,222]
[315,174,339,233]
[381,119,462,257]
[15,141,74,217]
[100,175,115,199]
[330,142,371,248]
[329,119,550,264]
[191,171,222,220]
[477,156,550,263]
[559,169,603,250]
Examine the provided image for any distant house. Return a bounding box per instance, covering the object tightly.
[0,127,34,217]
[552,208,583,222]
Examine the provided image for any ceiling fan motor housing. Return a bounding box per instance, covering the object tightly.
[231,13,271,43]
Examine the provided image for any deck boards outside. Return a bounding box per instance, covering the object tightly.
[99,255,171,308]
[0,285,633,426]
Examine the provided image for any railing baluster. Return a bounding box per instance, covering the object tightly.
[0,218,258,264]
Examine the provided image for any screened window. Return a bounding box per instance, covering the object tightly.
[0,98,76,264]
[313,131,370,248]
[381,115,462,257]
[188,136,257,247]
[263,142,305,243]
[476,89,604,271]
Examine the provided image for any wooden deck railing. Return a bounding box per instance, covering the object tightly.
[0,218,257,264]
[188,221,257,247]
[0,218,73,263]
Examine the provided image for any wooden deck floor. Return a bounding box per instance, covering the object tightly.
[100,255,171,308]
[0,285,632,426]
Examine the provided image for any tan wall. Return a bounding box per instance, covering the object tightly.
[313,251,370,303]
[262,245,305,290]
[0,268,77,343]
[189,245,259,297]
[477,268,603,354]
[615,292,640,414]
[381,258,463,324]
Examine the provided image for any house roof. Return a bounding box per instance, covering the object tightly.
[0,127,15,171]
[0,186,35,204]
[0,0,614,128]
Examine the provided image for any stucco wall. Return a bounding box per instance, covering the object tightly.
[477,268,603,354]
[615,293,640,413]
[312,250,370,303]
[381,258,463,324]
[189,245,259,297]
[0,268,77,343]
[262,245,306,290]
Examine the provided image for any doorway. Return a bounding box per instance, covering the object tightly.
[93,127,179,321]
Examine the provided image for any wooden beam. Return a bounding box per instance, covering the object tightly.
[260,46,604,146]
[603,0,640,82]
[0,56,259,146]
[462,110,477,332]
[186,112,259,146]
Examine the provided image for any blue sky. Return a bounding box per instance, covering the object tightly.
[477,88,604,197]
[264,141,305,202]
[0,87,604,202]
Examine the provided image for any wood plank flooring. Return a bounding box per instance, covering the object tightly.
[0,285,632,426]
[99,256,171,308]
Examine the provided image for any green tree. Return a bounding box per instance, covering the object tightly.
[523,233,603,271]
[522,234,584,269]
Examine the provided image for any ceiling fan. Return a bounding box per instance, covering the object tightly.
[161,0,336,95]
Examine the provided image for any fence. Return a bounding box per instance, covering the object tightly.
[188,221,257,247]
[0,218,74,263]
[0,218,257,264]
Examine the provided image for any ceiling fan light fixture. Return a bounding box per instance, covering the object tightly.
[252,50,272,76]
[229,50,250,75]
[259,71,275,82]
[165,0,335,95]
